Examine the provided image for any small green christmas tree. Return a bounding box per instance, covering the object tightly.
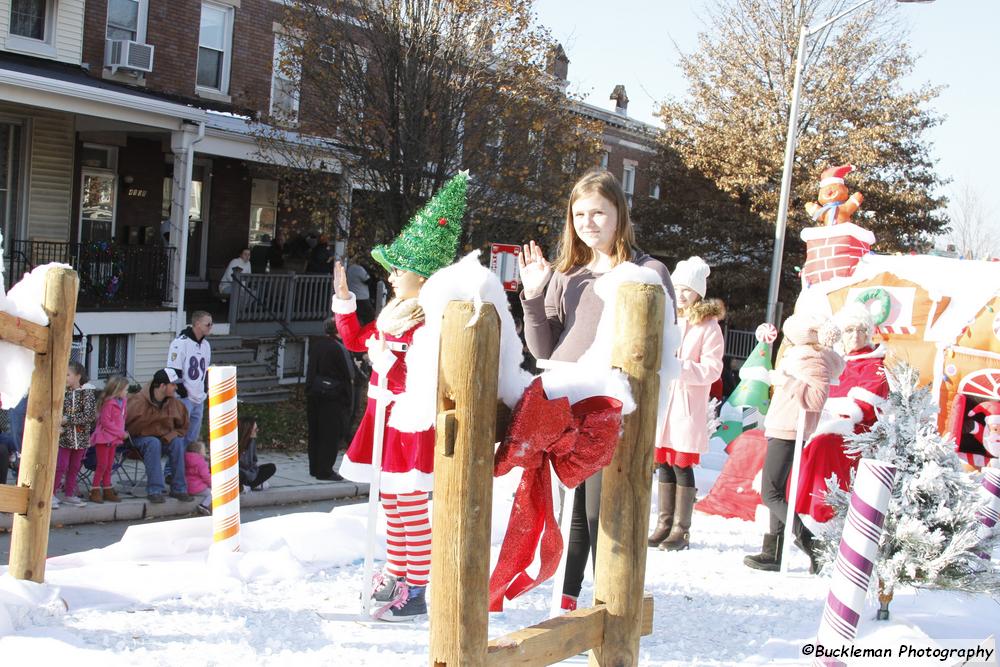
[822,363,1000,613]
[371,171,468,277]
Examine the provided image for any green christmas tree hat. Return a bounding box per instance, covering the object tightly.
[371,171,469,278]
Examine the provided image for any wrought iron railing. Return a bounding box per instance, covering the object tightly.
[725,328,758,362]
[229,272,332,326]
[3,239,175,310]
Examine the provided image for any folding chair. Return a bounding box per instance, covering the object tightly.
[76,439,145,494]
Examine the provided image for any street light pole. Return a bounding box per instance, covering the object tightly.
[763,0,932,325]
[764,25,808,327]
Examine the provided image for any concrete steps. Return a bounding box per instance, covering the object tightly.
[208,335,297,404]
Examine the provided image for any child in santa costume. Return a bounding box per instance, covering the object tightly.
[331,172,467,622]
[649,256,724,551]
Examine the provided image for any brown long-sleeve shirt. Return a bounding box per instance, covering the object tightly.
[521,252,675,363]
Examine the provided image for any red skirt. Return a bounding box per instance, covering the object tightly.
[655,447,700,468]
[338,395,435,494]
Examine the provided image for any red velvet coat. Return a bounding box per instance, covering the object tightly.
[334,302,435,493]
[793,345,888,522]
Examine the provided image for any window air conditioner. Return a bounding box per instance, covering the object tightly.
[105,40,155,74]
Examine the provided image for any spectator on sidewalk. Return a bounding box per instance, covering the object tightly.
[185,440,213,515]
[305,318,354,481]
[168,311,212,446]
[54,361,97,507]
[126,369,193,504]
[90,375,130,504]
[220,248,252,297]
[8,393,27,455]
[238,416,276,491]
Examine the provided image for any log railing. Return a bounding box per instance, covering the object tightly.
[429,281,665,666]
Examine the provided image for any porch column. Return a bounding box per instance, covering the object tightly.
[335,168,353,262]
[169,122,204,330]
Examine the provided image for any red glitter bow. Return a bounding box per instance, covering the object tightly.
[488,377,623,611]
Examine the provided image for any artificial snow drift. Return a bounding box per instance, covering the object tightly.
[2,466,996,665]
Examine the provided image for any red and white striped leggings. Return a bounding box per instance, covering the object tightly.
[381,491,431,587]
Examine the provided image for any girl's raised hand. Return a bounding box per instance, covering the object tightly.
[518,240,552,299]
[333,261,350,301]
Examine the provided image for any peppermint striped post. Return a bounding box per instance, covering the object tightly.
[208,366,241,553]
[815,459,896,650]
[978,468,1000,543]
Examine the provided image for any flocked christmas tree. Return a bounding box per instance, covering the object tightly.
[821,363,1000,615]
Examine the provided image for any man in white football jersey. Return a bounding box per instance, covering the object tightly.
[168,311,213,445]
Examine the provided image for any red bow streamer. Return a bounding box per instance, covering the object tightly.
[488,377,623,611]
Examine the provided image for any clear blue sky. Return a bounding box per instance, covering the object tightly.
[533,0,1000,239]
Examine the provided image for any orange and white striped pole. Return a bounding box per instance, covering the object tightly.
[208,366,240,552]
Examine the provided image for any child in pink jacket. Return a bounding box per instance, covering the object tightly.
[651,257,725,552]
[745,313,844,573]
[90,375,130,503]
[185,441,212,515]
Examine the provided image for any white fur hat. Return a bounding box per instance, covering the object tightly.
[671,256,711,298]
[835,302,875,333]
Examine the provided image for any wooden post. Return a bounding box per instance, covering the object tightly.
[590,282,664,667]
[9,267,79,582]
[429,301,500,667]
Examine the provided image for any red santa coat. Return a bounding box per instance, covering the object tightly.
[792,344,888,522]
[333,296,435,493]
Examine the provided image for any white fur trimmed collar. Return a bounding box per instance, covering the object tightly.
[376,298,425,337]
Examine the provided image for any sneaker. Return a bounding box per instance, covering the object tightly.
[63,495,86,507]
[196,503,212,516]
[314,471,344,482]
[379,585,427,622]
[147,493,166,504]
[50,495,61,509]
[560,594,578,611]
[371,573,401,603]
[251,481,270,491]
[169,491,194,502]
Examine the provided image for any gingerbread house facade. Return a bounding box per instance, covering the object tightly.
[794,237,1000,466]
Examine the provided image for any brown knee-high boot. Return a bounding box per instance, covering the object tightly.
[659,485,696,551]
[647,482,676,547]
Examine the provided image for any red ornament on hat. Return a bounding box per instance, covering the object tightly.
[438,217,448,226]
[819,164,856,187]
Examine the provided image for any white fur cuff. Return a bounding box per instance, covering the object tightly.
[331,292,357,314]
[369,345,397,376]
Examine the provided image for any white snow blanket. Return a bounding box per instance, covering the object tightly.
[1,468,997,664]
[0,226,64,405]
[390,253,679,433]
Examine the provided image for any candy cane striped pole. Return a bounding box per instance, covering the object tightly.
[815,459,896,649]
[208,366,241,552]
[978,468,1000,543]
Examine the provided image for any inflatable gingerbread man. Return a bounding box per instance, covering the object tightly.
[805,164,864,226]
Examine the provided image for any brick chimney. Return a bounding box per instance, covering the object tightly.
[800,223,876,286]
[610,85,629,115]
[546,43,569,81]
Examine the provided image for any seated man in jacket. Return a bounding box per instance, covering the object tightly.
[126,368,193,503]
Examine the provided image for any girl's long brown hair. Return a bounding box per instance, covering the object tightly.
[238,416,258,455]
[555,169,636,273]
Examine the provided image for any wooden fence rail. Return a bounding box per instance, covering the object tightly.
[0,267,79,582]
[429,281,665,666]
